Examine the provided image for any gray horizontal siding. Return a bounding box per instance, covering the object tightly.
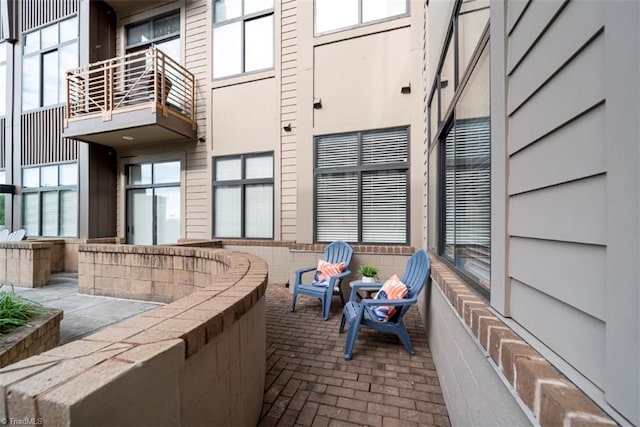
[509,174,606,245]
[507,0,567,72]
[507,0,603,113]
[508,31,605,154]
[509,237,605,320]
[510,279,605,388]
[509,104,605,195]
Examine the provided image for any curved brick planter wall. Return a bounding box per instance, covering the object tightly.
[0,245,268,426]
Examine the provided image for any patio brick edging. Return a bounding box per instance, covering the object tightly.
[0,310,62,368]
[429,255,616,427]
[0,246,269,426]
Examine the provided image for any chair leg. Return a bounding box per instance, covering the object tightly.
[290,291,297,313]
[343,318,361,360]
[396,324,415,355]
[339,314,346,333]
[322,293,331,321]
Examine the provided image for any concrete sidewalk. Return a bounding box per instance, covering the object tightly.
[11,273,163,344]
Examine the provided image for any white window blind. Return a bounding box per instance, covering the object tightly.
[60,189,77,237]
[23,193,39,236]
[443,117,490,285]
[315,128,409,243]
[42,191,59,236]
[362,170,407,243]
[316,173,358,242]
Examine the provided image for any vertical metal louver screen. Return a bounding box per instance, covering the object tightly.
[21,106,78,166]
[315,128,409,244]
[21,0,79,32]
[443,117,490,286]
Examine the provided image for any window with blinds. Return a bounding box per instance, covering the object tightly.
[315,127,409,244]
[440,45,491,289]
[22,163,78,237]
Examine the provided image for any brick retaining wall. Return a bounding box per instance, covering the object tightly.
[0,242,52,288]
[0,246,268,426]
[0,310,62,368]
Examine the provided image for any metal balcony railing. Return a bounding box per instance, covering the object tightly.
[64,47,195,129]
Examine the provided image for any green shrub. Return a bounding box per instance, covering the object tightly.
[0,286,47,335]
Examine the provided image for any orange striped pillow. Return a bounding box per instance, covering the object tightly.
[316,259,346,281]
[372,274,408,322]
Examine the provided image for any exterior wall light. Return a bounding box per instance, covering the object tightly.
[313,98,322,109]
[401,83,411,94]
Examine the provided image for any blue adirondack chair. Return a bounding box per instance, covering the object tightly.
[291,241,354,320]
[340,249,431,360]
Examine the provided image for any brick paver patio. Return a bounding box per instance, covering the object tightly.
[260,284,450,427]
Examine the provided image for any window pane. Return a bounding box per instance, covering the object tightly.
[60,163,78,186]
[60,190,77,237]
[246,154,273,179]
[41,165,58,187]
[24,31,40,54]
[23,193,40,236]
[42,51,59,106]
[362,0,407,23]
[59,43,78,103]
[453,47,491,288]
[154,14,180,38]
[42,191,59,236]
[60,17,78,43]
[362,170,407,243]
[245,184,272,238]
[130,189,153,245]
[458,0,489,77]
[154,161,181,184]
[429,96,438,143]
[23,168,39,188]
[41,23,59,49]
[0,171,5,184]
[361,128,408,165]
[127,21,152,45]
[315,0,358,34]
[215,158,241,180]
[245,15,273,72]
[155,37,181,63]
[155,186,181,244]
[316,173,358,242]
[0,195,5,229]
[128,164,152,185]
[0,42,6,63]
[316,134,358,168]
[440,37,455,119]
[443,126,456,261]
[214,0,242,23]
[214,186,241,237]
[245,0,273,15]
[0,64,6,116]
[213,22,242,78]
[22,55,40,110]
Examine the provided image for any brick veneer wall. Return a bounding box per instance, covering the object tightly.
[0,310,62,368]
[429,255,617,426]
[0,242,52,287]
[78,242,229,303]
[0,246,268,426]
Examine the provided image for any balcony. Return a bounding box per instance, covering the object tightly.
[63,47,196,148]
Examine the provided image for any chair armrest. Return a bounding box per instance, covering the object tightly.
[361,296,417,307]
[294,266,317,284]
[348,282,384,302]
[328,270,351,282]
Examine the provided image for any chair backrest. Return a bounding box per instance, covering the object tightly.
[322,241,354,269]
[8,229,26,241]
[395,249,431,319]
[0,229,9,242]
